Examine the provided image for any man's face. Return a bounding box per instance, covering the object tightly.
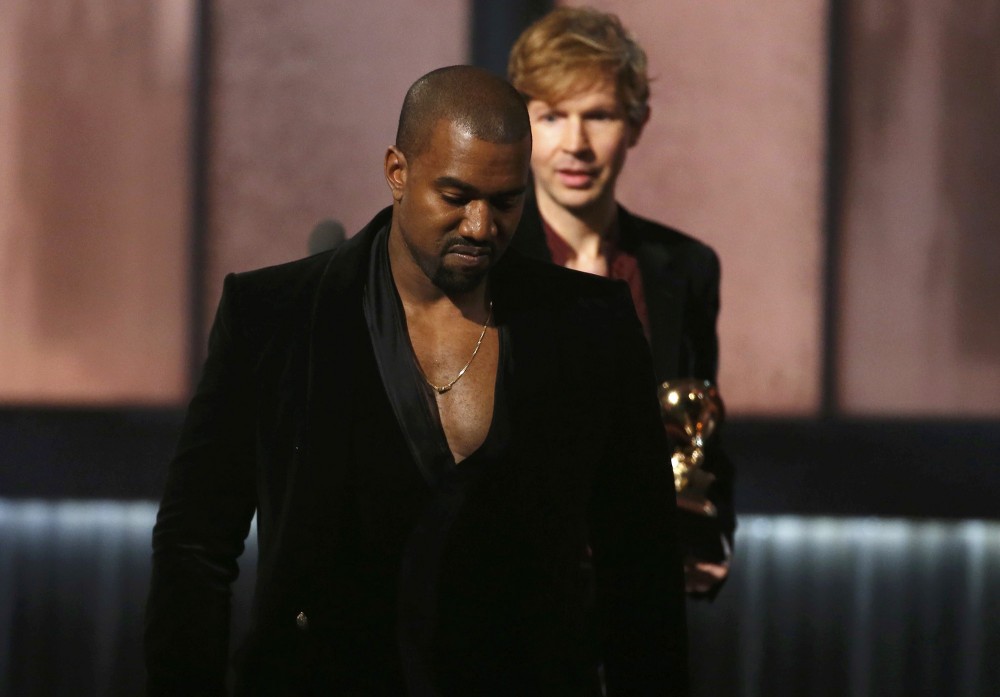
[527,78,645,215]
[386,120,530,295]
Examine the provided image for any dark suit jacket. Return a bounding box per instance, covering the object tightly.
[511,195,736,561]
[145,207,688,696]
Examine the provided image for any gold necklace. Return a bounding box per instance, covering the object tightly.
[421,301,493,395]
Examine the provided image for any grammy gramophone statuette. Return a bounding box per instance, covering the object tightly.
[657,378,724,518]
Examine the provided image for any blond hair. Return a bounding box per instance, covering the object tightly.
[508,6,650,125]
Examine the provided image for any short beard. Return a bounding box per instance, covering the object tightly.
[431,265,488,295]
[428,237,496,294]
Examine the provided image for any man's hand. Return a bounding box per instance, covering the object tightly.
[684,557,729,595]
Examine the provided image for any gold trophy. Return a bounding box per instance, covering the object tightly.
[657,379,723,518]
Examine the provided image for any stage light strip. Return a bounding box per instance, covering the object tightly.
[2,500,996,695]
[1,499,997,546]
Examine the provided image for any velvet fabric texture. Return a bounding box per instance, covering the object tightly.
[512,192,736,569]
[145,207,688,696]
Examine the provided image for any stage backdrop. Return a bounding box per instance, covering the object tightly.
[3,1,998,420]
[0,0,192,405]
[836,0,1000,417]
[204,0,471,322]
[563,0,829,416]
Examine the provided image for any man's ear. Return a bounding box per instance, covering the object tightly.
[628,106,651,148]
[385,146,408,202]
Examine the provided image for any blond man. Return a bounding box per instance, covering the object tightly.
[509,7,734,597]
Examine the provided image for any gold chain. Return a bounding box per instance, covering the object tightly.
[421,301,493,395]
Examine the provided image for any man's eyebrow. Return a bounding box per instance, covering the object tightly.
[434,176,527,198]
[434,176,479,194]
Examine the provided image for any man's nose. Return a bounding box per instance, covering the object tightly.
[560,116,589,154]
[462,200,496,239]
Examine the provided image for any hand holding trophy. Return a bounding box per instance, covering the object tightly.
[657,379,724,518]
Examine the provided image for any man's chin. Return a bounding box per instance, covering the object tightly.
[432,267,489,295]
[548,186,605,212]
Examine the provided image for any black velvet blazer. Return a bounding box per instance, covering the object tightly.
[145,207,688,696]
[511,195,736,562]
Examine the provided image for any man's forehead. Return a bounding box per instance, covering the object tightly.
[429,118,476,144]
[530,75,621,108]
[427,117,530,147]
[407,119,529,183]
[416,118,530,157]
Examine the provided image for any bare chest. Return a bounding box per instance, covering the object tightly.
[408,322,499,464]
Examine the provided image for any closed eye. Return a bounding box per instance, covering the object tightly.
[442,193,470,207]
[491,194,522,211]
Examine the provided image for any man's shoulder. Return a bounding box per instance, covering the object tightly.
[503,246,624,291]
[497,248,635,318]
[619,207,718,262]
[226,250,337,313]
[234,249,334,284]
[226,210,382,311]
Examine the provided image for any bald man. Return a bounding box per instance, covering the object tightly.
[145,66,688,697]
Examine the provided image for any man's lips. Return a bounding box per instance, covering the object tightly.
[556,168,597,188]
[445,243,493,267]
[446,244,492,257]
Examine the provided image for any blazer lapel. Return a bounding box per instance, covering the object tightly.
[510,187,555,263]
[621,208,686,382]
[304,208,391,466]
[280,209,389,563]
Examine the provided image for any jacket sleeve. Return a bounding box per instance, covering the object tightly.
[685,244,720,384]
[145,273,259,696]
[684,246,737,565]
[590,285,689,696]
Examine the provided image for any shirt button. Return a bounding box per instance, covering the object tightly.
[296,611,309,631]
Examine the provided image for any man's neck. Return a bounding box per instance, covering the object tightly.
[534,186,617,263]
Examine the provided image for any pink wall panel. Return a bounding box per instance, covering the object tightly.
[0,1,192,405]
[561,1,828,415]
[206,0,471,314]
[837,1,1000,416]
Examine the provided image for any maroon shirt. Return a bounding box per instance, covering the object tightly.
[540,217,650,336]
